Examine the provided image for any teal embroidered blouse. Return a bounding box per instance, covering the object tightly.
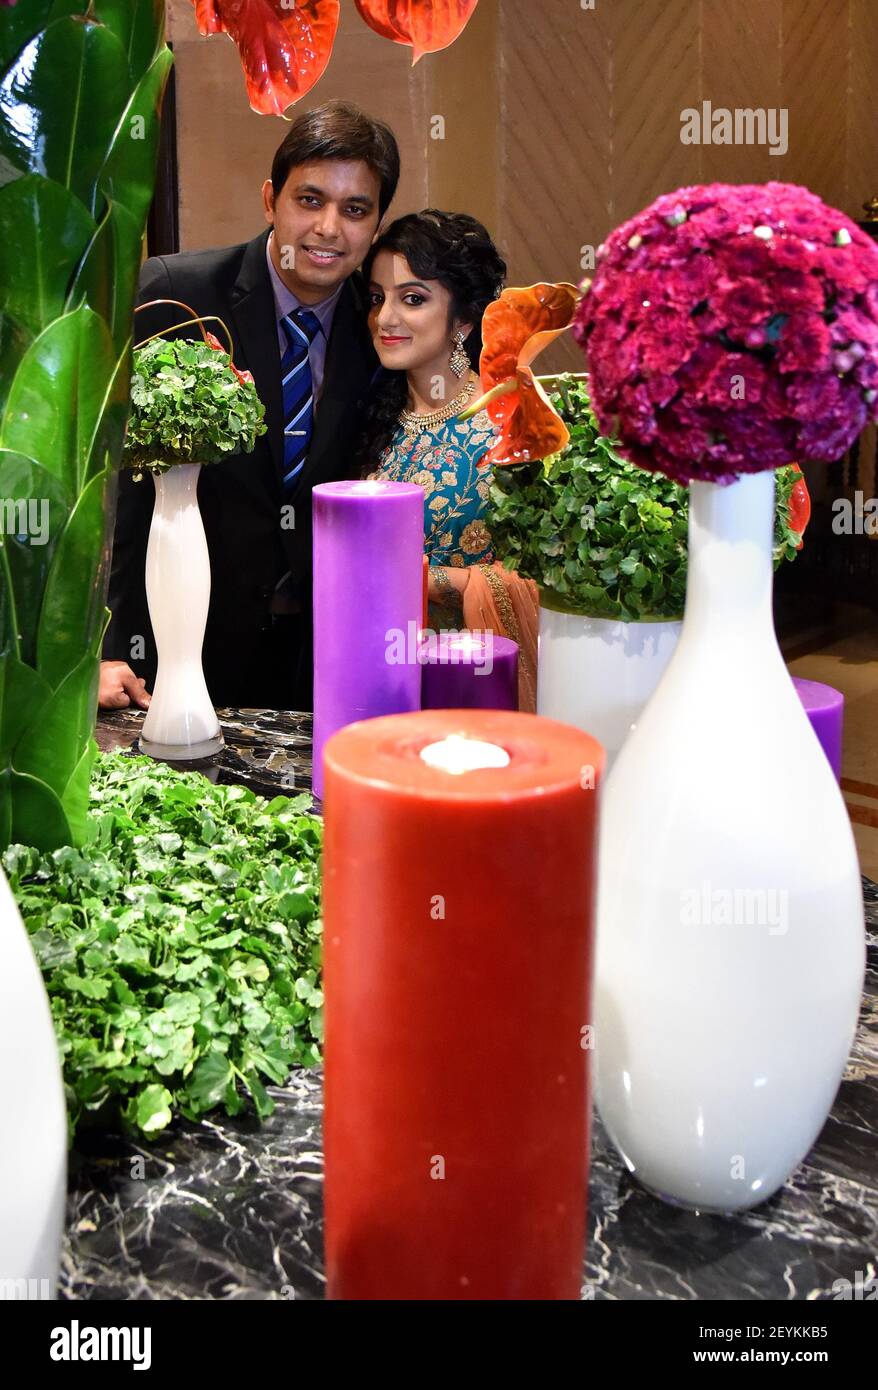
[367,407,499,569]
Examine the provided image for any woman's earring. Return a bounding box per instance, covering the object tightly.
[449,330,470,378]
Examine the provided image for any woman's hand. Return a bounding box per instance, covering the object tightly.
[428,564,469,608]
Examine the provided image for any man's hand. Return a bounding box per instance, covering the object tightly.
[99,660,152,710]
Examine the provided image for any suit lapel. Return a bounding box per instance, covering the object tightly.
[230,231,284,479]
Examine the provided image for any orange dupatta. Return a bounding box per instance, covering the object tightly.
[463,564,540,714]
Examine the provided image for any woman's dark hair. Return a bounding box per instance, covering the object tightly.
[356,209,507,471]
[271,100,400,217]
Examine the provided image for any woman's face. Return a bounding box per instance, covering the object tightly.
[368,250,470,374]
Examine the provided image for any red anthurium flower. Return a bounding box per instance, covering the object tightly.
[462,283,580,466]
[191,0,340,115]
[194,1,222,31]
[135,300,254,383]
[354,0,479,63]
[789,463,811,549]
[205,330,254,387]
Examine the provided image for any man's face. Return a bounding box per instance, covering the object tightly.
[263,159,382,303]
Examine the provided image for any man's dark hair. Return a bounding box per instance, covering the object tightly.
[271,100,400,218]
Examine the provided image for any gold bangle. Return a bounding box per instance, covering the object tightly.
[433,565,462,608]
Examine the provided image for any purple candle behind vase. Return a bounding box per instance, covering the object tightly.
[791,676,844,782]
[313,480,424,800]
[420,631,519,711]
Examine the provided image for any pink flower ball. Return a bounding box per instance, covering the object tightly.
[573,183,878,484]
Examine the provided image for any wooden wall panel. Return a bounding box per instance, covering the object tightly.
[847,0,878,224]
[780,0,849,212]
[497,0,613,371]
[605,0,702,228]
[425,0,500,239]
[699,0,783,186]
[497,0,610,287]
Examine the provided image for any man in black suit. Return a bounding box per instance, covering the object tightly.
[100,100,399,712]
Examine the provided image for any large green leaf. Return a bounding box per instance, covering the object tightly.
[97,46,174,230]
[0,304,117,494]
[85,341,135,488]
[0,501,14,654]
[68,198,144,357]
[0,768,10,851]
[0,1,81,72]
[0,651,53,760]
[14,646,101,798]
[10,768,72,851]
[0,449,72,666]
[0,16,130,215]
[0,3,161,80]
[62,736,98,846]
[0,174,95,337]
[0,313,31,440]
[0,1,168,856]
[36,469,110,688]
[92,0,166,85]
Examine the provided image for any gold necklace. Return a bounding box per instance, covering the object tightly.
[398,373,478,437]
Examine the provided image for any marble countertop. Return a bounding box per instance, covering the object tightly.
[66,708,878,1301]
[95,706,318,806]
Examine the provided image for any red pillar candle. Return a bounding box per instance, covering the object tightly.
[322,709,604,1300]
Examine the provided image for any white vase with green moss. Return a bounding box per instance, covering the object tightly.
[123,326,266,761]
[538,603,682,764]
[489,377,806,765]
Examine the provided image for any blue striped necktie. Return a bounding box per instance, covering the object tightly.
[280,307,321,493]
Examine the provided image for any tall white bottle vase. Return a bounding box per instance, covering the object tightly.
[537,605,681,770]
[139,464,223,761]
[594,469,865,1213]
[0,867,66,1298]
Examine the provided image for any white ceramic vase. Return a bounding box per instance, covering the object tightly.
[594,469,865,1213]
[139,463,223,761]
[0,866,66,1298]
[537,605,681,768]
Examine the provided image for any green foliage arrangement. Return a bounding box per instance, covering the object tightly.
[124,336,267,477]
[6,751,323,1140]
[487,376,805,622]
[0,2,172,852]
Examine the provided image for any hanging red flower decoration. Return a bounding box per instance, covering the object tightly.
[354,0,479,63]
[461,284,580,466]
[191,0,340,116]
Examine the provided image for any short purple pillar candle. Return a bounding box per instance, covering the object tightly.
[312,480,424,801]
[420,630,519,711]
[791,676,844,782]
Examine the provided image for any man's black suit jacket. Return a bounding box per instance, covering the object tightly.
[103,229,378,710]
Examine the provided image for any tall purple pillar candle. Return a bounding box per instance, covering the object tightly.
[420,631,519,711]
[791,676,844,782]
[312,480,424,800]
